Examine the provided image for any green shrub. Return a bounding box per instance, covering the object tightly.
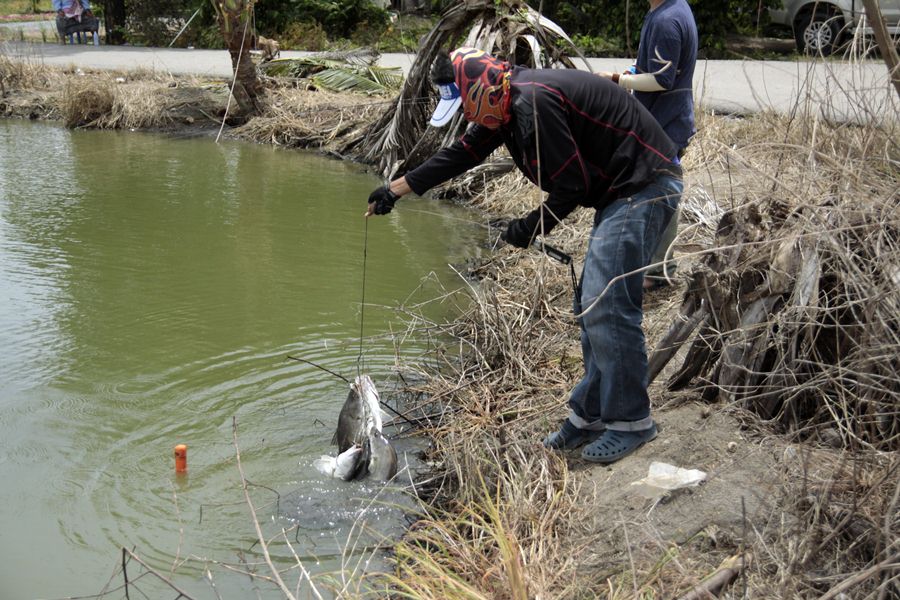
[570,33,621,57]
[279,20,328,51]
[255,0,388,40]
[370,14,434,52]
[123,0,196,46]
[526,0,781,57]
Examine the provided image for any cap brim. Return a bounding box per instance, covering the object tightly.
[429,96,462,127]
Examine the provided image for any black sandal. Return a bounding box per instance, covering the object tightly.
[543,419,603,450]
[581,423,658,464]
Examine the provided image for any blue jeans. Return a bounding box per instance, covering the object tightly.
[567,173,682,432]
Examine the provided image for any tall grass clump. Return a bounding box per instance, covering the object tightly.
[60,76,115,127]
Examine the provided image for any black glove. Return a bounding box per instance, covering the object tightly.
[501,218,533,249]
[368,185,399,215]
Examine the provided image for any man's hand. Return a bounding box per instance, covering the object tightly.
[501,218,533,249]
[366,185,399,216]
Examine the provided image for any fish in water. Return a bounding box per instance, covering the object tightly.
[314,374,398,481]
[365,428,398,481]
[313,445,367,481]
[334,373,381,453]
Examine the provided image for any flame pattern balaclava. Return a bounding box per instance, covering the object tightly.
[450,47,512,129]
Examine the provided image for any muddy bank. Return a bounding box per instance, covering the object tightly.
[2,57,897,599]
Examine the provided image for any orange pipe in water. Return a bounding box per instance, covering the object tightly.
[174,444,187,473]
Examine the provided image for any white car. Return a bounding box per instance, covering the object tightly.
[769,0,900,54]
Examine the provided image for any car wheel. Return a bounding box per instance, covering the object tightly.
[795,10,844,56]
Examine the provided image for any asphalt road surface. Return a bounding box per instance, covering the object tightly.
[1,39,897,123]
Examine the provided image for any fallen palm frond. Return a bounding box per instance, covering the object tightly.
[261,49,404,94]
[342,0,588,178]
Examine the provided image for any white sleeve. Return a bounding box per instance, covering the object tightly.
[618,72,666,92]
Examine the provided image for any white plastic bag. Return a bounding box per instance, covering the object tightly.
[630,461,707,499]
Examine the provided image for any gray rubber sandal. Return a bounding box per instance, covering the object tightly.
[543,419,604,450]
[580,423,658,463]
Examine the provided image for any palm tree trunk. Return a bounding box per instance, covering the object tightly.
[101,0,127,44]
[212,0,263,118]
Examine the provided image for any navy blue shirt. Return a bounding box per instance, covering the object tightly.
[634,0,698,150]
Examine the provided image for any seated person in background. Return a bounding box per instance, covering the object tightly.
[54,0,99,44]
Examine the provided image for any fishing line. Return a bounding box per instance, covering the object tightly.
[215,13,251,144]
[286,354,349,383]
[357,214,369,376]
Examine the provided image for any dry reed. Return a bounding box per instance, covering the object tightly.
[233,86,386,148]
[0,49,61,93]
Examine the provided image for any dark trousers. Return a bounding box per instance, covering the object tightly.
[56,14,99,43]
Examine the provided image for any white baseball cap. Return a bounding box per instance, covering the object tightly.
[429,81,462,127]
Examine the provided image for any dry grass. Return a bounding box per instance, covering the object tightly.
[0,48,60,92]
[664,108,900,453]
[59,75,115,127]
[381,445,582,599]
[232,85,386,148]
[750,449,900,598]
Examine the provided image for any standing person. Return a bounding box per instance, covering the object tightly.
[365,47,683,464]
[599,0,698,290]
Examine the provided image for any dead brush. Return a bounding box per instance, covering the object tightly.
[60,75,115,128]
[386,104,897,598]
[0,50,59,93]
[748,448,899,598]
[97,81,173,129]
[233,87,384,148]
[649,110,900,452]
[381,441,584,599]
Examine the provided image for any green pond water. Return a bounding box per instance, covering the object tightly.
[0,119,486,598]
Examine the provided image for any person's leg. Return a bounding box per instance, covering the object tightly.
[543,272,606,449]
[56,15,68,43]
[643,205,680,288]
[579,174,681,462]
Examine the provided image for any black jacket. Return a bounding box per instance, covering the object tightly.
[404,67,679,237]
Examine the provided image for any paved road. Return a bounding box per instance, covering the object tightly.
[2,39,897,122]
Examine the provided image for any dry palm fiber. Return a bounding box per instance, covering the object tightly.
[342,0,587,178]
[234,87,383,148]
